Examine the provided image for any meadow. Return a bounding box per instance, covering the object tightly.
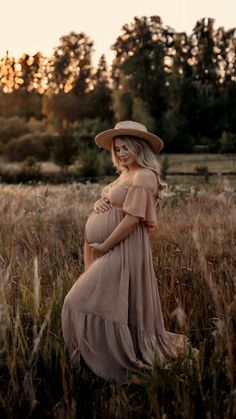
[0,176,235,418]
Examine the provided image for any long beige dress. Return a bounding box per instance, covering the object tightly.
[61,181,196,383]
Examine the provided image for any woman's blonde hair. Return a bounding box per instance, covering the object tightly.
[111,135,167,200]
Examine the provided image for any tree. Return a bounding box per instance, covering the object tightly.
[164,18,232,150]
[42,91,80,122]
[0,116,29,152]
[214,26,236,83]
[87,55,113,120]
[48,31,94,95]
[111,16,174,131]
[225,81,236,133]
[189,18,220,100]
[0,52,18,93]
[52,123,78,166]
[18,52,47,94]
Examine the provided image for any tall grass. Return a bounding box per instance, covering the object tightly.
[0,182,235,418]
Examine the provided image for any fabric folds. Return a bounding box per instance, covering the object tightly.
[122,185,158,231]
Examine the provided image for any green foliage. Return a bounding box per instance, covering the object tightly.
[161,109,195,153]
[73,118,111,151]
[4,132,58,162]
[17,52,46,94]
[19,157,42,182]
[42,92,80,122]
[97,149,116,176]
[82,55,113,121]
[161,155,170,179]
[52,131,78,166]
[111,16,236,152]
[131,97,156,132]
[0,116,30,148]
[225,82,236,133]
[49,31,94,95]
[111,16,169,127]
[112,89,133,121]
[75,149,100,178]
[0,92,42,119]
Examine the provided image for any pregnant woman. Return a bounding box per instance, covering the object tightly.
[62,120,198,383]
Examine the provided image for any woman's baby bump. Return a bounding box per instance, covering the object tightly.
[85,186,128,244]
[85,207,119,244]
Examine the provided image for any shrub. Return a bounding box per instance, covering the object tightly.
[73,118,112,152]
[75,150,100,179]
[0,116,29,147]
[51,132,78,166]
[97,150,116,176]
[4,132,59,162]
[42,92,80,122]
[161,155,170,179]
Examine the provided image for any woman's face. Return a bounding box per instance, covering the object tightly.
[114,138,140,170]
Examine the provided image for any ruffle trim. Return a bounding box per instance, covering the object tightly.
[121,184,158,231]
[62,302,197,383]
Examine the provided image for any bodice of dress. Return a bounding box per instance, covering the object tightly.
[85,182,158,246]
[101,183,130,209]
[101,182,158,232]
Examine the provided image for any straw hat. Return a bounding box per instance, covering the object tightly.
[95,121,164,154]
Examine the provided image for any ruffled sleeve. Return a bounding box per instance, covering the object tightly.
[122,185,158,232]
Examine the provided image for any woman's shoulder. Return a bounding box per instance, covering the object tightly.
[132,168,157,192]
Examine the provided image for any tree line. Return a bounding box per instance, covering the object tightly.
[0,15,236,166]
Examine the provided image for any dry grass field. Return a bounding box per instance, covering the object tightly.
[0,179,235,418]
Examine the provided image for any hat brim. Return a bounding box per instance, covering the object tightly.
[95,128,164,154]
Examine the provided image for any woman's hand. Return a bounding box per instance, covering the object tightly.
[94,197,111,213]
[89,242,108,257]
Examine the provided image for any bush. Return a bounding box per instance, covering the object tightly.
[5,132,59,162]
[73,118,112,151]
[97,150,116,176]
[75,150,100,178]
[42,92,80,122]
[51,132,78,166]
[161,155,170,179]
[0,91,42,119]
[0,116,29,148]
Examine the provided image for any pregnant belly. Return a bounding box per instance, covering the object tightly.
[85,208,122,243]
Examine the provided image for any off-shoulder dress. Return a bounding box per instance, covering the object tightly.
[61,180,196,383]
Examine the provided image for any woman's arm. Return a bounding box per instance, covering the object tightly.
[90,214,139,254]
[84,239,95,270]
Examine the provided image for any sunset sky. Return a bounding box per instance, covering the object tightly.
[1,0,236,66]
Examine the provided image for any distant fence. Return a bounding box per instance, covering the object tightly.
[166,171,236,183]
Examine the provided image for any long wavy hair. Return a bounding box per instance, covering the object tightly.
[111,135,167,200]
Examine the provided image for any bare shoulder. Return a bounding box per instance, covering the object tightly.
[132,168,157,192]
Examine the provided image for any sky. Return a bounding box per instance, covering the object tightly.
[1,0,236,66]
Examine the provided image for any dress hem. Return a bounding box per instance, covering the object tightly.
[62,301,198,383]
